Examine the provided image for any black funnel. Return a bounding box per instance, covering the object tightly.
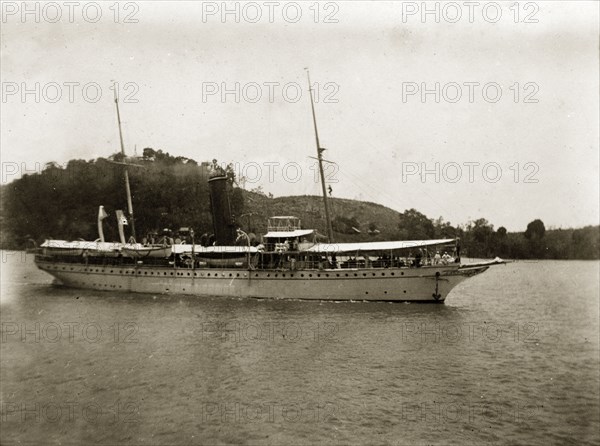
[208,175,236,245]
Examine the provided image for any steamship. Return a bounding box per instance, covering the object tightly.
[33,74,503,302]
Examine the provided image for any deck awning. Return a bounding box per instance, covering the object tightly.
[263,229,314,239]
[41,240,129,251]
[172,245,259,254]
[306,239,456,254]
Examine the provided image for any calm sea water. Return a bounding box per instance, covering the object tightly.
[1,252,598,445]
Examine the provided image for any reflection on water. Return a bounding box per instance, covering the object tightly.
[1,252,599,445]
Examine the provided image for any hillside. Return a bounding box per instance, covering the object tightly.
[239,193,403,242]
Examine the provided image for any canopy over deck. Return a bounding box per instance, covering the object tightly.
[172,245,259,254]
[307,239,456,254]
[41,240,131,251]
[264,229,314,239]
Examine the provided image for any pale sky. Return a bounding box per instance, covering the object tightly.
[1,1,598,231]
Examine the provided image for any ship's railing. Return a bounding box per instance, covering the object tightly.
[266,217,301,232]
[36,250,458,270]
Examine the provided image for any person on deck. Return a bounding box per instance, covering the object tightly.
[415,250,423,268]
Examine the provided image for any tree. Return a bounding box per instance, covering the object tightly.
[397,209,435,240]
[524,219,546,258]
[525,219,546,240]
[433,216,457,238]
[142,148,156,160]
[463,218,495,257]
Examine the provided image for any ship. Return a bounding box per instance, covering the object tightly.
[32,73,504,302]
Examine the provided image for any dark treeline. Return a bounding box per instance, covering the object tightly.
[1,149,244,248]
[396,209,599,260]
[1,151,598,260]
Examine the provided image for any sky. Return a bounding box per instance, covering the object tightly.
[1,1,598,232]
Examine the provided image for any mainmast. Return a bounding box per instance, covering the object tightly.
[113,84,136,241]
[305,69,334,242]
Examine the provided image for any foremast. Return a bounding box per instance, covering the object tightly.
[113,84,136,241]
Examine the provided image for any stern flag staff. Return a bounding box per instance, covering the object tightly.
[97,205,109,243]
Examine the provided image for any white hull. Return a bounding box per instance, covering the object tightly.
[35,259,489,302]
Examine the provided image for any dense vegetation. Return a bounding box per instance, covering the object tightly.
[1,150,598,260]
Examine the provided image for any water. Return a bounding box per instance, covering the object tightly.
[1,252,598,445]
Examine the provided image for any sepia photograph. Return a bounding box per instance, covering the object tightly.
[1,1,599,444]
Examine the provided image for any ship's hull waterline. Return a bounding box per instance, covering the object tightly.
[34,259,489,302]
